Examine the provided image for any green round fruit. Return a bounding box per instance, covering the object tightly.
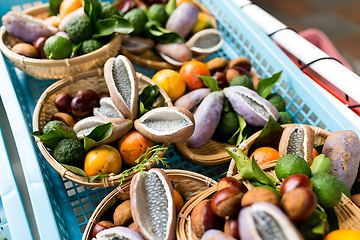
[79,39,104,55]
[217,111,239,136]
[311,173,342,208]
[53,138,85,165]
[275,154,312,180]
[267,93,286,112]
[229,75,254,90]
[278,112,294,124]
[124,9,147,36]
[148,4,168,26]
[65,16,93,43]
[101,2,120,19]
[337,178,351,198]
[42,120,66,135]
[44,36,72,60]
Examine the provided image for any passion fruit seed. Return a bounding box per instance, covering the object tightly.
[113,57,132,109]
[192,33,221,49]
[95,98,124,118]
[142,119,190,132]
[145,172,169,239]
[238,93,269,120]
[287,128,305,156]
[253,211,286,240]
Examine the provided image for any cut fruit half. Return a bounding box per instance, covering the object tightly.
[130,168,176,240]
[134,107,195,143]
[94,226,145,240]
[93,97,124,118]
[73,116,133,144]
[104,55,138,119]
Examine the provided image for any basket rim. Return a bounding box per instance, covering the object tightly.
[32,68,173,187]
[0,3,122,67]
[81,169,218,240]
[226,123,331,176]
[173,69,260,166]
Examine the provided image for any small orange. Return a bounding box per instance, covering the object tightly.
[152,69,186,102]
[249,147,279,165]
[179,60,210,91]
[59,0,82,17]
[176,0,192,7]
[174,189,185,214]
[324,229,360,240]
[118,130,154,166]
[44,16,61,27]
[313,147,319,159]
[84,145,122,176]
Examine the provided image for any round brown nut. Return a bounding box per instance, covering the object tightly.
[12,43,39,58]
[228,57,251,72]
[206,57,230,74]
[113,200,132,226]
[50,112,76,129]
[217,177,247,193]
[241,187,280,207]
[92,220,115,238]
[226,68,241,83]
[211,187,244,217]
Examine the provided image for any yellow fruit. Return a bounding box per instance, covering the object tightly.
[324,229,360,240]
[191,12,214,35]
[84,145,122,176]
[152,69,186,102]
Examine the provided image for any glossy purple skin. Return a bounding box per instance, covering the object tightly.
[165,2,199,38]
[186,91,224,148]
[323,130,360,190]
[174,88,211,111]
[238,202,304,240]
[201,229,236,240]
[223,86,279,126]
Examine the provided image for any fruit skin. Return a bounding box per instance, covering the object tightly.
[174,88,211,111]
[59,0,82,17]
[280,187,317,222]
[113,200,132,226]
[322,130,360,190]
[229,75,254,90]
[148,4,168,25]
[186,91,224,148]
[53,138,85,165]
[124,9,147,36]
[180,60,210,91]
[65,16,93,43]
[212,72,228,89]
[217,111,239,136]
[224,215,239,240]
[206,57,230,75]
[12,43,38,58]
[70,90,99,117]
[156,43,192,63]
[190,199,224,238]
[241,187,280,207]
[228,58,251,72]
[152,69,186,102]
[211,187,244,217]
[165,2,199,38]
[323,229,360,240]
[101,2,120,19]
[44,36,72,59]
[174,189,184,214]
[92,221,115,238]
[249,147,279,165]
[278,112,294,124]
[118,130,154,166]
[266,93,286,112]
[201,229,236,240]
[311,173,342,208]
[84,145,122,176]
[33,37,47,58]
[50,112,76,129]
[217,177,247,193]
[79,39,103,55]
[275,154,312,181]
[280,173,313,196]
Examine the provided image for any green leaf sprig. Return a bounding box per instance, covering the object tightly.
[256,71,282,98]
[144,21,184,44]
[117,145,170,186]
[198,75,220,92]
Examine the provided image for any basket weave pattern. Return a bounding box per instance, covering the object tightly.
[82,169,217,240]
[32,68,172,187]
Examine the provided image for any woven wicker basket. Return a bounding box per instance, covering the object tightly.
[0,4,122,80]
[82,169,217,240]
[113,0,217,70]
[174,70,260,166]
[32,68,172,187]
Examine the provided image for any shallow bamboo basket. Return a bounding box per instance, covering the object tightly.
[177,124,360,239]
[82,169,217,240]
[175,70,260,166]
[32,68,172,187]
[113,0,217,70]
[0,4,122,80]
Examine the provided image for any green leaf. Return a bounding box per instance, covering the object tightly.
[325,207,339,232]
[72,42,82,57]
[145,22,184,43]
[30,124,77,148]
[198,75,219,92]
[90,0,102,24]
[88,174,110,183]
[223,99,231,112]
[111,15,134,34]
[49,0,63,16]
[82,135,98,152]
[61,163,89,181]
[165,0,177,16]
[139,101,149,116]
[248,116,284,155]
[251,156,275,187]
[86,122,112,142]
[225,147,255,180]
[256,71,282,98]
[139,84,161,110]
[310,154,332,176]
[93,19,117,38]
[228,114,247,146]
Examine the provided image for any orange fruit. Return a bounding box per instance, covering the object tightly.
[324,229,360,240]
[118,130,154,166]
[59,0,82,17]
[174,189,185,214]
[176,0,192,7]
[84,145,122,176]
[152,69,186,102]
[44,16,61,27]
[313,147,319,159]
[249,147,280,165]
[179,60,210,91]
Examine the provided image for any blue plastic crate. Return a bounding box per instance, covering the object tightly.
[1,0,360,239]
[0,124,33,240]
